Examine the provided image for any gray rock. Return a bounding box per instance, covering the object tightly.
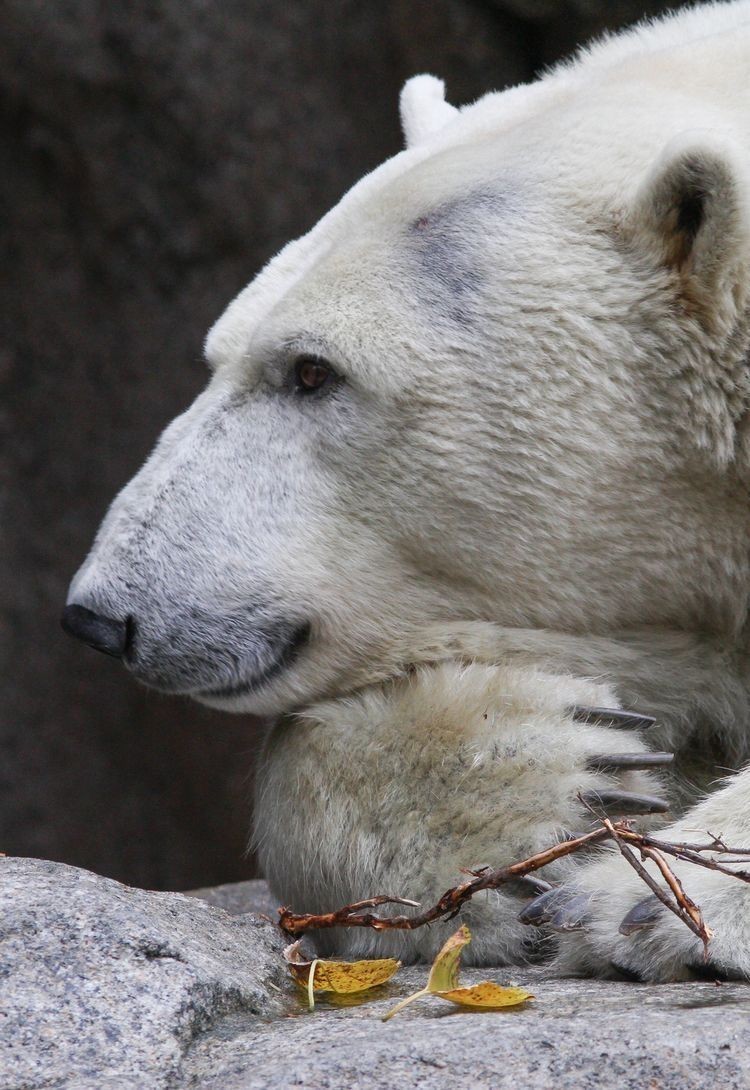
[188,878,280,920]
[182,965,750,1090]
[0,857,285,1090]
[6,863,750,1089]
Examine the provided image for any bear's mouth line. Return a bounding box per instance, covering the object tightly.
[195,623,311,699]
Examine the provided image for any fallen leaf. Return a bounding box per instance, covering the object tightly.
[283,941,400,1009]
[437,983,535,1009]
[382,925,533,1021]
[424,923,470,992]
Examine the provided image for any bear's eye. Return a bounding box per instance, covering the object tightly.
[293,355,337,394]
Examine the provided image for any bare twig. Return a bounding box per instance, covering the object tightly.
[641,845,712,953]
[277,815,750,946]
[635,835,750,883]
[596,814,712,953]
[278,827,611,935]
[579,793,714,955]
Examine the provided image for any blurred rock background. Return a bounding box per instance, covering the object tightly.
[0,0,673,890]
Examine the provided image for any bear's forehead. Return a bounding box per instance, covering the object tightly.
[204,135,528,373]
[218,184,520,390]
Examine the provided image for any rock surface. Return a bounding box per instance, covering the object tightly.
[184,878,750,1089]
[184,969,750,1090]
[188,878,280,920]
[0,858,286,1090]
[5,860,750,1089]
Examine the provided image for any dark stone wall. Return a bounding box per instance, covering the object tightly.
[0,0,673,890]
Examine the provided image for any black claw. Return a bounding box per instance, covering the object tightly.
[519,888,594,930]
[549,892,594,932]
[585,752,674,773]
[505,874,554,899]
[518,888,561,925]
[516,874,554,896]
[579,789,669,816]
[619,895,665,935]
[572,706,656,731]
[519,888,569,926]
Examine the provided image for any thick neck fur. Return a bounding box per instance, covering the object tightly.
[321,620,750,807]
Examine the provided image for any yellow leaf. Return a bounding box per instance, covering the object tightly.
[308,958,401,993]
[436,983,533,1009]
[383,925,534,1021]
[283,941,400,1009]
[425,924,472,993]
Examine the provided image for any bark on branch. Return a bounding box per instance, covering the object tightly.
[277,816,750,949]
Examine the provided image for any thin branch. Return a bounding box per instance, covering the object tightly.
[578,794,714,954]
[640,844,712,955]
[278,826,611,935]
[597,815,711,950]
[635,834,750,883]
[277,816,750,946]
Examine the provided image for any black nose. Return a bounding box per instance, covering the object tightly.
[61,604,130,659]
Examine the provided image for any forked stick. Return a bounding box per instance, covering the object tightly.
[278,816,750,948]
[278,826,611,934]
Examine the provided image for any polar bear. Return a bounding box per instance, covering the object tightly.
[63,0,750,981]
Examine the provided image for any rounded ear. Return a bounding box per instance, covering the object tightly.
[399,75,458,149]
[630,133,750,329]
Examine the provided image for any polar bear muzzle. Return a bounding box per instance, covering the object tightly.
[61,587,310,700]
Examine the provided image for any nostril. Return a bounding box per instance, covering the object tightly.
[61,604,131,659]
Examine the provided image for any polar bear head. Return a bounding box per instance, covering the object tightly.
[65,74,750,715]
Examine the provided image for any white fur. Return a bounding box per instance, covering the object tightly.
[554,769,750,981]
[256,657,662,964]
[69,2,750,977]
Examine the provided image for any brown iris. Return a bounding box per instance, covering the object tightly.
[295,355,334,392]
